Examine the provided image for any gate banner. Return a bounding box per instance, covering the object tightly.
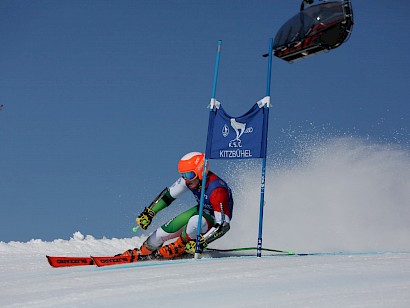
[205,97,270,159]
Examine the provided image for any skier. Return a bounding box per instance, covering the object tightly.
[119,152,234,259]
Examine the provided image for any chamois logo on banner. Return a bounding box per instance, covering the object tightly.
[221,118,253,148]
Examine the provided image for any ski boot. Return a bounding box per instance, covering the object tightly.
[116,241,155,260]
[156,236,187,259]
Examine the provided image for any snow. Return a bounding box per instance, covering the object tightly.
[1,234,410,307]
[1,139,410,307]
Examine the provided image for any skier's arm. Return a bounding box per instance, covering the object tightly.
[185,220,230,254]
[149,187,175,213]
[136,187,174,230]
[205,187,232,244]
[184,187,232,254]
[150,177,188,212]
[136,178,188,230]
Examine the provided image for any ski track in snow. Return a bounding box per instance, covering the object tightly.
[1,234,410,307]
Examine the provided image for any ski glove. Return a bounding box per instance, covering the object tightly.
[136,207,155,230]
[185,235,207,254]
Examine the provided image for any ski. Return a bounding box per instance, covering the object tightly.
[46,246,296,268]
[91,255,137,267]
[46,256,94,268]
[47,250,400,268]
[46,255,138,267]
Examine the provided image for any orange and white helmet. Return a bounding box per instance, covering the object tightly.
[178,152,209,180]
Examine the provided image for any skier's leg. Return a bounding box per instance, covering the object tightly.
[118,206,198,258]
[146,205,198,248]
[157,210,214,258]
[181,212,214,241]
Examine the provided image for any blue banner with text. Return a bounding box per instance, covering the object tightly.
[205,101,269,159]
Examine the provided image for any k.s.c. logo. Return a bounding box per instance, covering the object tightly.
[222,118,253,148]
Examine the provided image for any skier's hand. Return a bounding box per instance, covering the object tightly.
[136,207,155,230]
[185,236,207,254]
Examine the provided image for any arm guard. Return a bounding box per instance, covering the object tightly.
[185,223,230,254]
[203,222,230,245]
[136,187,175,230]
[148,187,175,212]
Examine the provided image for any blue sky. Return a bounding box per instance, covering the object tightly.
[1,1,409,242]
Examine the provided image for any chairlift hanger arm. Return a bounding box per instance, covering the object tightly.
[300,0,314,11]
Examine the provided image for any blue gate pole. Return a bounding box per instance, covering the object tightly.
[257,38,273,258]
[195,40,222,259]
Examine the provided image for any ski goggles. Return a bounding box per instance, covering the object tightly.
[180,171,197,181]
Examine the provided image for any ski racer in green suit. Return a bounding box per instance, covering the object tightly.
[119,152,234,259]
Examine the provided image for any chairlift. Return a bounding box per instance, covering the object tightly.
[267,0,354,62]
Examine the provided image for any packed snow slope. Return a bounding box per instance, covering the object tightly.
[1,138,410,307]
[1,234,410,307]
